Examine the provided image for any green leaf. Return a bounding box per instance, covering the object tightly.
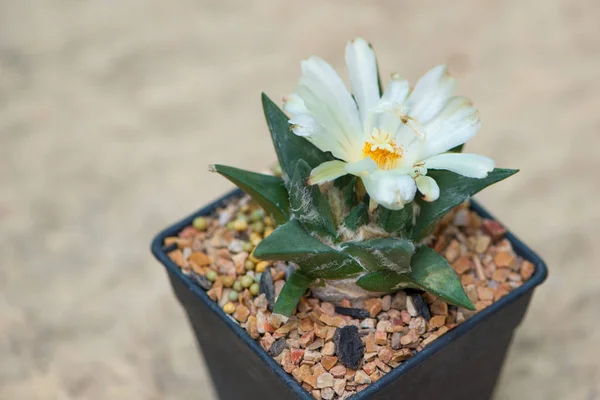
[449,144,464,153]
[211,164,290,225]
[341,237,415,273]
[253,220,363,279]
[413,168,519,240]
[289,160,337,238]
[261,93,333,181]
[377,202,414,236]
[335,175,358,209]
[343,203,369,231]
[356,247,475,310]
[273,269,314,317]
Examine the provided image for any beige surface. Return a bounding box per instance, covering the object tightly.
[1,1,599,399]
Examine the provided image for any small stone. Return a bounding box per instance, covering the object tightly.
[494,251,515,268]
[482,220,506,241]
[333,379,346,396]
[400,331,418,346]
[473,256,486,281]
[304,374,318,389]
[465,285,479,303]
[452,256,471,275]
[260,333,276,351]
[354,370,372,384]
[362,361,378,375]
[334,326,364,370]
[476,300,492,311]
[374,330,388,345]
[409,316,427,335]
[381,295,392,311]
[391,291,407,310]
[245,316,260,339]
[521,261,535,280]
[477,287,494,301]
[299,331,315,348]
[363,298,383,318]
[304,350,323,362]
[188,271,212,290]
[377,346,394,364]
[269,338,287,357]
[322,341,335,356]
[429,299,448,316]
[189,251,211,268]
[475,235,492,254]
[330,365,347,378]
[321,302,336,317]
[400,310,412,324]
[321,387,334,400]
[233,304,250,323]
[492,268,509,282]
[291,348,305,365]
[259,267,275,311]
[307,338,324,351]
[429,315,446,328]
[335,306,370,319]
[310,389,320,399]
[391,332,402,350]
[508,272,523,282]
[364,351,378,361]
[360,318,376,329]
[374,358,391,373]
[422,334,438,346]
[321,355,338,371]
[317,372,334,388]
[363,334,377,354]
[406,294,431,320]
[370,370,384,382]
[376,320,392,333]
[444,240,462,263]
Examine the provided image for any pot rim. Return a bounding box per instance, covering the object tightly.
[151,189,548,399]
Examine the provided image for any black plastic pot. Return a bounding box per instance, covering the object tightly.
[151,189,547,400]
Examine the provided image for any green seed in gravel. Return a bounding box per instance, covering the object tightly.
[249,283,260,296]
[228,290,239,301]
[206,270,217,282]
[251,221,265,234]
[192,216,208,231]
[240,275,254,288]
[245,260,255,271]
[242,242,254,252]
[250,209,264,222]
[233,219,249,232]
[254,272,262,283]
[233,281,242,292]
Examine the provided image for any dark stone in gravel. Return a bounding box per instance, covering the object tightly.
[409,293,431,320]
[334,325,364,370]
[189,271,212,290]
[268,338,287,357]
[335,306,370,319]
[259,267,275,311]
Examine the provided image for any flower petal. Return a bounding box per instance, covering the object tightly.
[283,93,308,115]
[406,65,456,124]
[372,74,410,135]
[418,98,480,160]
[423,153,495,178]
[415,175,440,202]
[308,160,348,185]
[362,171,417,210]
[296,56,363,160]
[345,38,380,131]
[344,156,378,176]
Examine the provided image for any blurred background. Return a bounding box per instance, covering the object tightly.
[1,1,599,399]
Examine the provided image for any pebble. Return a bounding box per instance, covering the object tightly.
[390,332,402,350]
[477,287,494,301]
[429,315,446,328]
[494,251,515,268]
[406,294,431,320]
[409,317,427,335]
[321,387,335,400]
[259,267,275,311]
[335,306,370,319]
[390,291,406,310]
[321,355,338,371]
[363,298,383,318]
[381,295,391,311]
[322,341,335,356]
[354,370,371,384]
[269,338,287,357]
[333,379,346,396]
[334,326,364,370]
[452,256,471,275]
[521,261,535,280]
[330,365,346,378]
[482,220,506,241]
[475,235,492,254]
[317,373,334,388]
[233,304,250,322]
[377,346,394,364]
[188,271,212,290]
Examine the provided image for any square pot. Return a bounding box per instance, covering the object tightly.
[151,189,547,400]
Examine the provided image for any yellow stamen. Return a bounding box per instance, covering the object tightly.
[362,129,403,170]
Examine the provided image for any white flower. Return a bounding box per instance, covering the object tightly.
[283,38,495,211]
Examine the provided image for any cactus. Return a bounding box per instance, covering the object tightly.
[211,94,516,316]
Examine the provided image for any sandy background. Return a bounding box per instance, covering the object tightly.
[2,1,599,399]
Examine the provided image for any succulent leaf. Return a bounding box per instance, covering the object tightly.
[413,168,519,240]
[341,237,415,273]
[335,175,358,209]
[377,202,414,236]
[211,164,290,225]
[289,160,337,238]
[356,246,475,310]
[261,93,333,181]
[273,269,314,317]
[253,220,363,279]
[343,203,369,231]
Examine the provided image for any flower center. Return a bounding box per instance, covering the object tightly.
[362,129,403,170]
